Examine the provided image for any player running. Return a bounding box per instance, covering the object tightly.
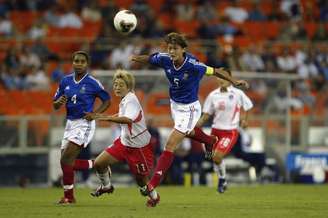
[131,32,249,206]
[85,70,159,207]
[53,51,111,204]
[197,72,253,193]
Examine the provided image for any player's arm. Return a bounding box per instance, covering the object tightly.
[131,55,150,65]
[213,68,249,89]
[93,99,111,114]
[196,113,211,127]
[84,112,132,124]
[53,95,67,110]
[240,110,249,128]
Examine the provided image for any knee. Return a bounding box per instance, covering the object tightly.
[165,141,177,152]
[60,154,72,165]
[93,159,107,172]
[212,154,222,165]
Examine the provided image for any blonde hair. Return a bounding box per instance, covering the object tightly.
[113,69,135,91]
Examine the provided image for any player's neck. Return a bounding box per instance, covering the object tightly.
[173,57,185,69]
[220,87,228,92]
[74,72,87,82]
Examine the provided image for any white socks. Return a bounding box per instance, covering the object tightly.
[214,160,226,179]
[96,169,112,188]
[149,189,158,199]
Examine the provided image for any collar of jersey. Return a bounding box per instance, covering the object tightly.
[73,72,88,84]
[218,85,233,93]
[172,56,187,71]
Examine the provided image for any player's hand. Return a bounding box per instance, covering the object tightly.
[55,95,67,106]
[84,112,100,121]
[235,80,249,90]
[240,119,248,128]
[130,55,138,62]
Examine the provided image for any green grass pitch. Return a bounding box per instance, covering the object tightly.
[0,185,327,218]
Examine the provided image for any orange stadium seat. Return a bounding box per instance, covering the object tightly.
[158,13,173,30]
[145,92,170,115]
[174,20,200,38]
[113,0,134,9]
[304,22,317,39]
[9,11,41,33]
[146,0,166,12]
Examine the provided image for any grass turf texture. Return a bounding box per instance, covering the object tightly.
[0,185,327,218]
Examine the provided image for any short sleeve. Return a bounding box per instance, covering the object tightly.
[53,79,65,101]
[239,91,253,111]
[149,52,168,68]
[202,93,215,115]
[193,61,214,76]
[93,77,111,101]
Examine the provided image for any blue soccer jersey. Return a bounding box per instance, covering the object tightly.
[149,52,214,104]
[53,73,110,120]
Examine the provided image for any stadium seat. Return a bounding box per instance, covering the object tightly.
[173,20,200,38]
[9,11,41,33]
[145,92,170,115]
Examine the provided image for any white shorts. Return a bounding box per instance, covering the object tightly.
[61,119,96,149]
[170,100,201,134]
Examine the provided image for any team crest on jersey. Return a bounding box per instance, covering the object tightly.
[183,72,188,80]
[80,85,86,94]
[229,94,234,100]
[65,86,70,90]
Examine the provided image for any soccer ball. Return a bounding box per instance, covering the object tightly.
[113,10,137,35]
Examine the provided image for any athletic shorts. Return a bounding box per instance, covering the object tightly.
[170,100,202,134]
[105,138,154,176]
[211,128,239,155]
[61,119,95,149]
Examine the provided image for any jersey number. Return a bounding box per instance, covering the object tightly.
[173,78,180,87]
[71,94,77,104]
[136,163,147,174]
[219,137,231,148]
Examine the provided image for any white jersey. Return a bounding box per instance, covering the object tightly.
[118,92,151,148]
[203,86,253,130]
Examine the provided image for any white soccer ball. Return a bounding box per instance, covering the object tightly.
[113,10,137,35]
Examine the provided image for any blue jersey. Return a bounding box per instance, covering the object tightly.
[149,52,213,104]
[53,73,110,120]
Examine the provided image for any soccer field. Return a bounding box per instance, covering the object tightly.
[0,185,327,218]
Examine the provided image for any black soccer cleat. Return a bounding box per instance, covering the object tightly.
[91,185,114,197]
[217,178,227,194]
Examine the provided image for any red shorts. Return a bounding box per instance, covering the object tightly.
[105,138,154,177]
[211,128,239,155]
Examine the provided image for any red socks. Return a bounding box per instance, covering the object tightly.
[148,150,174,189]
[61,163,74,199]
[73,159,94,170]
[189,127,215,149]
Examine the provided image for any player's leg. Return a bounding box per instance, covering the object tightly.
[72,121,96,171]
[147,129,185,191]
[91,139,124,197]
[187,127,217,159]
[91,151,118,197]
[212,129,239,193]
[212,151,227,193]
[126,143,160,207]
[59,141,82,204]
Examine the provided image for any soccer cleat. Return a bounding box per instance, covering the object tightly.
[204,136,218,160]
[146,193,160,207]
[217,178,227,194]
[139,184,153,196]
[57,197,76,205]
[91,185,114,197]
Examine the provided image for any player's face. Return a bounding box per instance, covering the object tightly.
[113,78,129,97]
[217,78,231,88]
[73,54,88,75]
[167,43,185,62]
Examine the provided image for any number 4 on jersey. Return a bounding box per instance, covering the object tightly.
[71,94,77,104]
